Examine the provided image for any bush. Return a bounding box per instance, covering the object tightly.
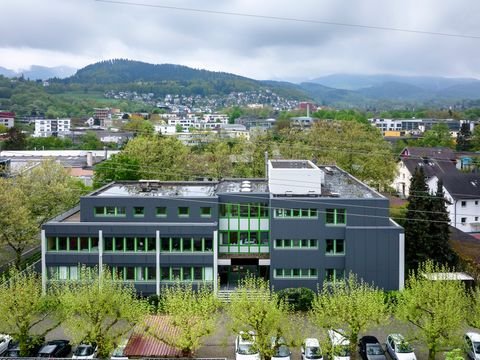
[277,287,315,312]
[384,290,400,308]
[445,348,465,360]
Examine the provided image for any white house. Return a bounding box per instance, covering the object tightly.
[392,147,458,197]
[427,173,480,233]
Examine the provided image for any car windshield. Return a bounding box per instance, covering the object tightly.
[334,345,350,356]
[75,346,93,356]
[112,346,126,357]
[238,343,257,355]
[474,342,480,354]
[397,341,413,353]
[7,350,20,357]
[366,344,384,355]
[274,345,290,357]
[306,346,322,359]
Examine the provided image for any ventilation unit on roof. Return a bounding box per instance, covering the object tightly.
[324,166,334,174]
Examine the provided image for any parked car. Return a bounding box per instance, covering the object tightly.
[464,332,480,360]
[328,329,350,360]
[235,331,260,360]
[358,336,386,360]
[3,336,45,357]
[72,343,97,359]
[301,338,323,360]
[110,339,129,360]
[385,334,416,360]
[0,334,12,355]
[271,337,291,360]
[37,340,72,358]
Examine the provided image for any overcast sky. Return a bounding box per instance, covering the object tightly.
[1,0,480,81]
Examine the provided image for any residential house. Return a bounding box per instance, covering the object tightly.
[33,119,71,138]
[392,147,458,197]
[0,111,15,129]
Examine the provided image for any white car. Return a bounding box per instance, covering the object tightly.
[235,331,260,360]
[301,338,323,360]
[72,343,97,359]
[328,329,350,360]
[464,332,480,360]
[111,339,129,360]
[271,337,291,360]
[385,334,417,360]
[0,334,12,355]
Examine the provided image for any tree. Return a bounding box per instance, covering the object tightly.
[404,167,431,270]
[3,127,27,150]
[58,267,149,358]
[0,179,38,268]
[202,140,233,179]
[421,123,454,148]
[396,261,468,360]
[122,117,154,135]
[0,124,8,133]
[15,160,88,226]
[0,268,60,356]
[150,283,220,356]
[428,180,458,266]
[467,284,480,331]
[228,277,299,360]
[456,122,472,151]
[93,152,141,187]
[310,273,388,360]
[78,131,103,150]
[471,125,480,151]
[176,124,183,133]
[306,121,396,190]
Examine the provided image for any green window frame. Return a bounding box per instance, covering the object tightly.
[325,239,345,255]
[133,207,145,217]
[156,207,167,217]
[178,207,190,217]
[219,203,269,218]
[200,207,212,217]
[274,208,318,219]
[158,266,212,281]
[274,239,318,249]
[325,268,345,283]
[94,206,126,217]
[325,209,346,225]
[159,237,213,253]
[274,268,317,279]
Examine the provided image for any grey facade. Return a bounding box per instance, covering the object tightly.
[42,161,404,295]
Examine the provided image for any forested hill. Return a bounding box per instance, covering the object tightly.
[64,59,256,84]
[56,59,309,99]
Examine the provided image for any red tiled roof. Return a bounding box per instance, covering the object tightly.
[125,315,183,358]
[0,112,15,118]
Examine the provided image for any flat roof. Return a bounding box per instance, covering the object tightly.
[319,166,382,199]
[270,160,315,169]
[96,182,217,197]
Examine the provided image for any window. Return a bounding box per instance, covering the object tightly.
[461,201,467,207]
[200,207,212,217]
[125,237,135,251]
[274,239,318,249]
[147,237,156,251]
[94,206,126,217]
[274,268,317,279]
[476,201,479,206]
[133,207,144,217]
[461,217,467,224]
[325,239,345,255]
[326,268,345,283]
[178,207,189,217]
[476,217,479,222]
[274,208,318,219]
[156,207,167,217]
[326,209,346,225]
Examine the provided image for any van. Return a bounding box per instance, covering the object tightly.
[327,329,350,360]
[301,338,323,360]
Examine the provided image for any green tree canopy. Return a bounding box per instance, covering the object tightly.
[396,261,468,360]
[421,123,454,148]
[310,273,388,360]
[57,267,149,358]
[0,268,61,356]
[151,283,220,356]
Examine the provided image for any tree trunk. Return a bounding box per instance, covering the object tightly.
[349,334,358,360]
[428,348,436,360]
[15,249,22,270]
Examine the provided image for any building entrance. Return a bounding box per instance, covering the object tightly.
[219,258,269,289]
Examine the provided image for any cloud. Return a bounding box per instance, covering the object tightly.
[1,0,480,80]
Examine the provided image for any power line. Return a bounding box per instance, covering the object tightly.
[94,0,480,40]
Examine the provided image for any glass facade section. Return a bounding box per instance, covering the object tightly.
[46,236,100,252]
[94,206,126,217]
[159,237,213,252]
[219,231,269,253]
[219,203,269,218]
[325,268,345,282]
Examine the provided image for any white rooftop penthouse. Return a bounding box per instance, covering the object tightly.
[268,160,324,196]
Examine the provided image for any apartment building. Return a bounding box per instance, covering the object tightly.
[0,111,15,129]
[33,119,71,137]
[42,160,404,295]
